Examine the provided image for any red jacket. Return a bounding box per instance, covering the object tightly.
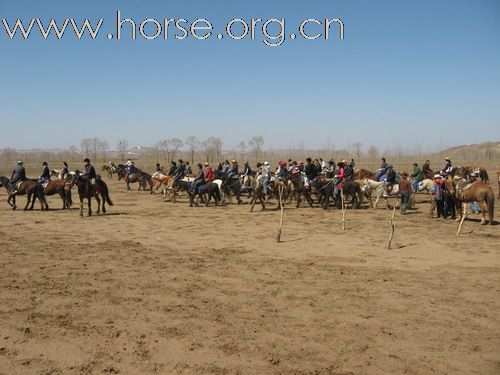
[205,167,214,180]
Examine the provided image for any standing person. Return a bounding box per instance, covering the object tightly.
[410,163,423,192]
[9,160,26,194]
[430,174,444,218]
[204,162,214,181]
[39,161,51,185]
[399,172,412,215]
[83,158,97,185]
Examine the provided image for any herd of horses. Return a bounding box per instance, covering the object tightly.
[0,163,497,226]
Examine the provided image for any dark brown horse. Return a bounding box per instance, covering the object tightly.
[116,165,153,192]
[354,168,375,180]
[447,177,494,225]
[42,180,73,209]
[0,176,48,211]
[70,174,113,216]
[288,174,313,208]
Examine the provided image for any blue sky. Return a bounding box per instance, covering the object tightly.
[1,0,499,152]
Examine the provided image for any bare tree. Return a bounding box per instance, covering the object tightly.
[236,140,247,162]
[249,136,264,163]
[367,145,379,167]
[352,142,363,162]
[80,139,91,158]
[185,136,199,164]
[170,138,183,162]
[98,139,109,162]
[117,139,129,161]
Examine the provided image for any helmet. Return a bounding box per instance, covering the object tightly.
[264,161,269,166]
[17,160,23,165]
[434,174,441,179]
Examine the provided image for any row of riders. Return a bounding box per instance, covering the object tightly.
[0,159,113,216]
[0,157,495,225]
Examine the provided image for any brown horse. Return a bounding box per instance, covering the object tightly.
[288,173,313,208]
[102,165,115,179]
[70,174,113,216]
[354,168,375,180]
[151,172,176,201]
[42,180,73,209]
[0,176,48,211]
[447,178,495,225]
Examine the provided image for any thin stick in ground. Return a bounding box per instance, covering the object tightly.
[341,189,346,231]
[456,203,467,235]
[277,186,284,243]
[387,205,396,250]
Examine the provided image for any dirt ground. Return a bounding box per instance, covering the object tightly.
[0,176,499,375]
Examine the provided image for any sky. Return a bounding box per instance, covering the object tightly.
[1,0,499,152]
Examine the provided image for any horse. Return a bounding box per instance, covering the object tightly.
[102,165,116,179]
[363,178,401,209]
[460,165,489,183]
[70,174,113,216]
[173,179,221,207]
[151,172,177,201]
[354,169,376,180]
[287,173,313,208]
[0,176,48,211]
[41,179,73,209]
[447,178,494,225]
[116,165,153,193]
[221,176,245,204]
[418,179,434,193]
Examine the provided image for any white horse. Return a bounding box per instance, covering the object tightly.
[363,178,400,209]
[418,179,434,193]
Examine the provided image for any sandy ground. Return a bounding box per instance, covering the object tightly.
[0,177,499,375]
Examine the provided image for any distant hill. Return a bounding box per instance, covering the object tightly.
[433,141,500,162]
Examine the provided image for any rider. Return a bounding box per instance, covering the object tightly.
[410,163,423,192]
[125,159,136,181]
[60,161,69,180]
[222,160,230,175]
[155,163,162,173]
[442,157,453,176]
[326,160,335,178]
[376,157,389,181]
[305,158,316,185]
[262,161,271,194]
[334,160,346,197]
[384,165,397,197]
[204,162,215,181]
[39,161,51,185]
[227,160,239,181]
[276,161,288,181]
[9,160,26,194]
[192,163,206,195]
[174,159,186,181]
[344,160,354,181]
[422,160,432,177]
[241,161,252,188]
[185,162,193,177]
[168,161,177,176]
[83,158,97,185]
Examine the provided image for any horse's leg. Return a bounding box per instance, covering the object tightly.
[87,197,92,216]
[24,192,31,210]
[479,200,487,225]
[127,181,131,191]
[79,196,84,217]
[95,194,101,215]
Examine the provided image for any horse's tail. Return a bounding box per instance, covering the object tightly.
[66,189,73,207]
[98,180,114,206]
[487,190,494,225]
[481,169,489,183]
[356,184,363,208]
[37,183,48,210]
[214,185,222,202]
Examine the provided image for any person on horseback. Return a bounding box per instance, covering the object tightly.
[242,161,252,178]
[376,157,389,181]
[185,162,193,177]
[125,160,136,181]
[422,160,432,176]
[305,158,316,187]
[334,161,346,197]
[344,160,354,181]
[326,160,335,178]
[174,159,186,181]
[204,162,215,181]
[9,160,26,194]
[442,157,453,176]
[192,163,206,195]
[155,163,162,173]
[410,163,423,192]
[227,160,239,181]
[168,161,177,176]
[262,161,271,194]
[222,160,230,175]
[276,161,288,181]
[383,165,396,197]
[39,161,51,185]
[83,158,97,185]
[60,161,69,180]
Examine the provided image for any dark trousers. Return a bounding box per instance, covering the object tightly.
[400,191,410,206]
[430,199,444,218]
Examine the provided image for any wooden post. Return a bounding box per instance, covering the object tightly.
[341,189,346,231]
[277,186,284,242]
[456,203,467,235]
[387,205,396,250]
